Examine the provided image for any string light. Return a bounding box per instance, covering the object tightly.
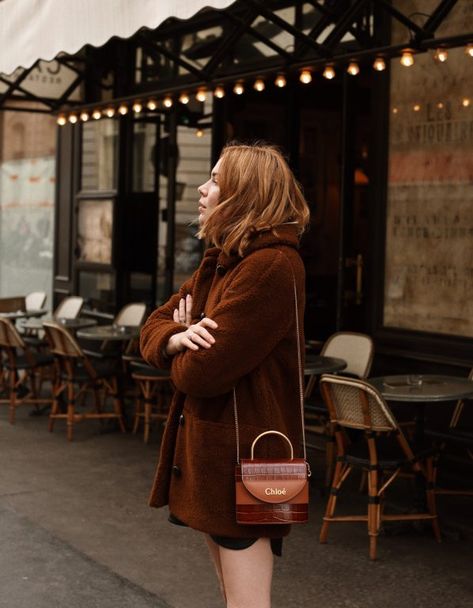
[104,107,115,118]
[275,74,286,88]
[466,43,473,57]
[400,50,414,67]
[80,111,89,122]
[179,93,190,104]
[57,115,67,126]
[132,102,142,113]
[323,64,336,80]
[214,86,225,98]
[195,128,204,138]
[92,109,102,120]
[437,101,444,109]
[299,69,312,84]
[68,114,78,124]
[163,96,173,108]
[462,98,471,107]
[373,56,386,71]
[118,104,128,115]
[413,104,421,112]
[434,48,448,62]
[347,62,359,76]
[196,89,207,102]
[147,99,158,110]
[233,82,244,95]
[392,107,399,114]
[254,78,265,92]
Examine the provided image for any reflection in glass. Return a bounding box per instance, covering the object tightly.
[79,271,115,311]
[81,120,118,191]
[77,199,113,264]
[133,122,157,192]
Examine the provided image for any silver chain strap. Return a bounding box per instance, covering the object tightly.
[233,251,309,469]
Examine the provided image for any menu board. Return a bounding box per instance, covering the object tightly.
[384,3,473,337]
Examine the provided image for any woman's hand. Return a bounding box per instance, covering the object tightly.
[173,294,193,327]
[166,317,218,355]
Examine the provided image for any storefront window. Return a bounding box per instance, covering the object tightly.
[0,106,56,303]
[78,270,115,311]
[132,120,157,192]
[384,5,473,337]
[77,199,113,264]
[81,120,118,191]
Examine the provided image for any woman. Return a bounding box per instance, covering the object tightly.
[140,142,310,608]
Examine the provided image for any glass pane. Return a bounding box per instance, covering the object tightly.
[79,271,115,312]
[0,110,56,305]
[77,199,113,264]
[384,46,473,337]
[81,120,118,191]
[133,121,157,192]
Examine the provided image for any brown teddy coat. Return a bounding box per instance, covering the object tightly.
[140,224,306,538]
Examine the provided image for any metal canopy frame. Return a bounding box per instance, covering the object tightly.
[0,0,469,113]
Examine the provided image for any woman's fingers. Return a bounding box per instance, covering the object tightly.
[185,294,193,326]
[179,297,186,324]
[173,308,180,323]
[199,317,218,330]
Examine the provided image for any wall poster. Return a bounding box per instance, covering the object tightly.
[384,2,473,337]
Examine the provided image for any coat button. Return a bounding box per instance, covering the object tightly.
[216,264,226,276]
[179,414,185,426]
[172,465,182,478]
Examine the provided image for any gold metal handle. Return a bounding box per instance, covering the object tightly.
[250,430,294,460]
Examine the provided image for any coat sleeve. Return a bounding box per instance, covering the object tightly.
[140,275,195,369]
[170,251,296,398]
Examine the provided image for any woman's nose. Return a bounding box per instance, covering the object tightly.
[198,184,206,196]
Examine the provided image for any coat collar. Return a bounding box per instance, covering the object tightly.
[203,224,300,273]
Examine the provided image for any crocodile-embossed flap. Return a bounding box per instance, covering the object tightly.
[240,459,307,504]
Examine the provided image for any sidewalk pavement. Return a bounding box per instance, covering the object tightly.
[1,406,472,608]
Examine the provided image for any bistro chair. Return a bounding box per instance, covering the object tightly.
[319,374,441,560]
[43,321,126,441]
[25,291,47,311]
[0,317,53,423]
[130,360,173,443]
[23,295,84,348]
[305,332,374,485]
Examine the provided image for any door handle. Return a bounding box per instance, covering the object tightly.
[345,254,363,305]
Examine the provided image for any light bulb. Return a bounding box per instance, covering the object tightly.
[233,82,244,95]
[347,62,359,76]
[132,102,142,114]
[92,109,102,120]
[323,65,336,80]
[373,56,386,71]
[434,48,448,63]
[80,111,89,122]
[462,97,471,107]
[163,96,173,108]
[254,78,265,92]
[400,50,414,67]
[104,107,115,118]
[179,93,190,104]
[196,89,207,102]
[68,114,78,124]
[147,99,157,110]
[275,74,286,88]
[57,115,67,126]
[437,102,444,109]
[413,104,421,112]
[466,43,473,57]
[392,107,399,114]
[214,86,225,98]
[118,104,128,115]
[299,69,312,84]
[195,128,204,138]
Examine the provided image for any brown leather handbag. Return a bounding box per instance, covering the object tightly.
[234,253,310,525]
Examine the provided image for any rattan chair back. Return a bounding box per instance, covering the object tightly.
[320,374,398,432]
[43,322,83,358]
[0,317,25,349]
[54,296,83,320]
[25,291,47,311]
[321,332,374,378]
[114,303,146,327]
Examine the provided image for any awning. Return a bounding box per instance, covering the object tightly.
[0,0,236,76]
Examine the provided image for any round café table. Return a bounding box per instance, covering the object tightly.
[0,308,48,321]
[304,355,347,398]
[369,374,473,442]
[76,324,140,341]
[21,316,97,334]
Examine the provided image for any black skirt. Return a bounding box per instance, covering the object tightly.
[168,513,283,557]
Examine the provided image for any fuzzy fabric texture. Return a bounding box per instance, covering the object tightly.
[140,224,306,538]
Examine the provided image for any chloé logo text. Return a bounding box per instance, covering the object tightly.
[265,488,287,496]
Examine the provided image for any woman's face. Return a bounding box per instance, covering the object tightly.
[197,158,221,226]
